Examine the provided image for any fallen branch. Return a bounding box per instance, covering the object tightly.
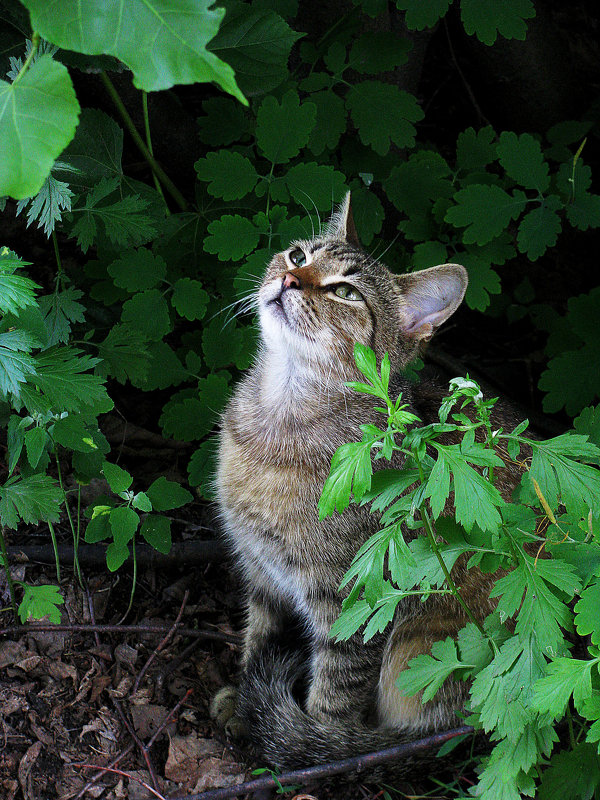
[6,540,223,567]
[0,621,241,645]
[170,726,475,800]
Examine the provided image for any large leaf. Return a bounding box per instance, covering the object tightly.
[0,54,80,199]
[22,0,245,100]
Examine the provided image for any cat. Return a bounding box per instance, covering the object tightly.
[211,193,521,774]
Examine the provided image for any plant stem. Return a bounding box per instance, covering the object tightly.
[47,521,61,583]
[51,230,63,288]
[566,706,576,750]
[141,91,169,211]
[0,526,18,618]
[54,453,83,587]
[12,32,40,86]
[99,72,188,212]
[119,535,137,624]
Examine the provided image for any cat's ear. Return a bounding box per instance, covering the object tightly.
[396,264,468,340]
[325,191,361,247]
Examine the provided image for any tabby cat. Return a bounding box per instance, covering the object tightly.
[212,194,518,772]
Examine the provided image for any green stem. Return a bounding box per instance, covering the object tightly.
[12,32,40,86]
[55,453,82,587]
[52,230,63,290]
[99,72,188,212]
[47,521,61,584]
[566,706,576,750]
[119,535,137,624]
[0,526,18,618]
[141,91,169,211]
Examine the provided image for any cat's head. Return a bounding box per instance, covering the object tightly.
[257,193,467,379]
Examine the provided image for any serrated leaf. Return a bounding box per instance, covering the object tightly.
[348,31,412,72]
[38,286,86,345]
[574,406,600,448]
[208,1,300,96]
[0,335,37,398]
[188,438,218,498]
[0,473,62,529]
[0,249,39,315]
[456,126,497,171]
[204,215,260,261]
[195,150,259,200]
[107,248,167,292]
[350,187,384,247]
[102,461,133,494]
[385,151,453,215]
[532,656,597,718]
[172,278,209,321]
[445,184,527,244]
[318,439,374,518]
[537,743,600,800]
[140,514,172,553]
[202,317,245,368]
[497,131,550,192]
[0,55,80,199]
[96,324,151,385]
[306,90,346,156]
[24,426,47,468]
[159,397,214,441]
[574,579,600,646]
[346,81,424,155]
[459,252,501,312]
[517,198,562,260]
[146,476,192,511]
[396,0,453,30]
[121,289,172,342]
[395,637,465,703]
[18,583,64,624]
[15,172,73,237]
[460,0,535,45]
[129,340,186,391]
[53,414,105,454]
[284,162,347,212]
[197,96,250,146]
[106,542,130,571]
[55,107,123,188]
[256,90,316,163]
[23,0,244,101]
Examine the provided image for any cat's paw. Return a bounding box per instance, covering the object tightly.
[210,685,247,738]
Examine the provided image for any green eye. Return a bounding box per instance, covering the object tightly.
[334,284,364,301]
[289,248,306,266]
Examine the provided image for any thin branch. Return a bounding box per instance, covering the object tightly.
[72,763,166,800]
[112,698,161,792]
[169,726,475,800]
[0,622,241,645]
[133,590,189,693]
[74,743,135,800]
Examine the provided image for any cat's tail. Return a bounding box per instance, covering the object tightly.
[236,649,446,775]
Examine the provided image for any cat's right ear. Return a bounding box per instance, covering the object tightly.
[326,191,361,247]
[396,264,468,341]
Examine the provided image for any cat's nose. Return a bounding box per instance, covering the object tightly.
[282,272,301,290]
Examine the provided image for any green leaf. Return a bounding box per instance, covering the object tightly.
[146,476,192,511]
[0,55,80,199]
[23,347,112,415]
[106,542,130,571]
[23,0,245,101]
[53,414,103,454]
[457,253,501,312]
[0,334,38,399]
[318,438,375,518]
[140,514,172,554]
[537,743,600,800]
[574,406,600,448]
[109,505,139,548]
[497,131,550,192]
[445,184,527,245]
[18,584,63,624]
[107,248,167,292]
[395,637,465,703]
[456,126,497,171]
[350,187,384,247]
[121,289,172,342]
[574,579,600,646]
[396,0,453,30]
[202,318,244,368]
[171,278,209,321]
[132,492,152,512]
[385,151,453,215]
[15,171,73,237]
[188,438,218,497]
[70,177,157,253]
[197,97,250,146]
[284,162,347,212]
[24,426,47,468]
[0,473,62,529]
[532,656,597,718]
[195,150,259,200]
[306,91,346,156]
[256,90,316,163]
[460,0,535,45]
[55,107,123,188]
[517,197,562,261]
[102,461,133,494]
[84,507,111,543]
[208,1,300,96]
[0,249,39,316]
[527,431,600,511]
[128,340,186,390]
[38,286,86,346]
[346,81,424,155]
[96,324,151,385]
[204,215,261,261]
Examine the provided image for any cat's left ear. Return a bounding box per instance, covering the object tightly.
[396,264,468,340]
[326,191,361,247]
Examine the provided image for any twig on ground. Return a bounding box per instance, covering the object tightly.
[72,763,167,799]
[0,622,241,645]
[169,726,475,800]
[133,590,190,694]
[73,743,136,800]
[113,698,161,792]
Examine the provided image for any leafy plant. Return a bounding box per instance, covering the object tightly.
[320,343,600,799]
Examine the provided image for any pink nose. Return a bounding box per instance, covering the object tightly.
[283,272,301,289]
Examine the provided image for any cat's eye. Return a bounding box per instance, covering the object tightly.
[333,284,364,302]
[289,248,306,267]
